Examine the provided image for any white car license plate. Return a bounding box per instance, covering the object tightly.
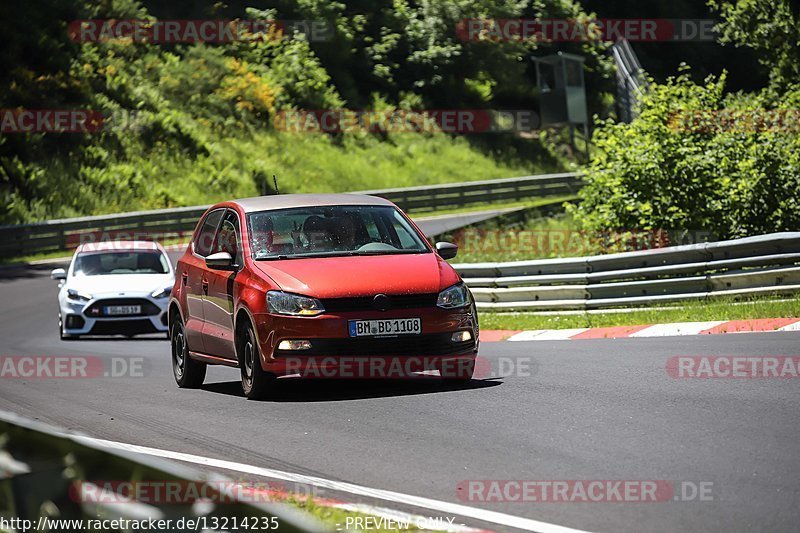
[104,305,141,316]
[349,318,421,337]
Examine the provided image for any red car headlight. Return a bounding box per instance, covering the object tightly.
[437,282,470,309]
[267,291,325,316]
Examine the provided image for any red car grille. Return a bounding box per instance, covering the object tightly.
[321,293,439,313]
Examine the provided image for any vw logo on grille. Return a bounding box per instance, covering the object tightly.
[372,294,391,312]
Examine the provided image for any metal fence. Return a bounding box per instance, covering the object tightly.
[455,233,800,310]
[611,38,647,123]
[0,172,581,258]
[0,411,320,532]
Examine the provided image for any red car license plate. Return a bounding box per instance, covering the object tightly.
[349,318,421,337]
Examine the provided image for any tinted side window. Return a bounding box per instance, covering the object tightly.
[390,210,421,248]
[194,209,224,257]
[212,210,241,262]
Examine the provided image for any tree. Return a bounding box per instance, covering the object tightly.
[569,70,800,240]
[708,0,800,91]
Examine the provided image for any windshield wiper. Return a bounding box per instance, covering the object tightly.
[255,252,349,260]
[255,254,304,261]
[349,250,425,255]
[255,249,426,260]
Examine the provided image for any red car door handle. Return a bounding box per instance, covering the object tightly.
[181,272,188,285]
[201,279,209,293]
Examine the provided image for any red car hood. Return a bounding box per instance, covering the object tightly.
[252,253,460,298]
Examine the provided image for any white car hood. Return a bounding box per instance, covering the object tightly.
[65,273,174,297]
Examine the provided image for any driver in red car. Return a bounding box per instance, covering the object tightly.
[333,215,359,250]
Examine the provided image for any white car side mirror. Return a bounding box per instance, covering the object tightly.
[50,268,67,281]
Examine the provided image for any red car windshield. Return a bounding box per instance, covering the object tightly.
[248,205,430,260]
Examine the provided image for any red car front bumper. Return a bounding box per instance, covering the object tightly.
[252,307,478,377]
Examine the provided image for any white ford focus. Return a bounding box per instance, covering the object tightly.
[50,241,175,339]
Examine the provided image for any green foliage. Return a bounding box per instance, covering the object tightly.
[1,0,595,224]
[708,0,800,92]
[570,70,800,239]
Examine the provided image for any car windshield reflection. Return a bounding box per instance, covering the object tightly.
[248,205,430,260]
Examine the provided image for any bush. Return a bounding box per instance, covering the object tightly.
[570,70,800,240]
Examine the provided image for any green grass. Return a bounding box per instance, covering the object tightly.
[412,195,576,218]
[447,212,586,263]
[259,131,541,193]
[0,250,75,266]
[480,296,800,331]
[10,128,556,224]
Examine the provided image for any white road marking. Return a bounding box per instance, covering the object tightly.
[628,321,726,338]
[777,320,800,331]
[508,329,589,341]
[71,435,592,533]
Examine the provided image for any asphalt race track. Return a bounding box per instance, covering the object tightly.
[1,262,799,532]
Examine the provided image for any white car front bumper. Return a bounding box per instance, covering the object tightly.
[59,293,170,336]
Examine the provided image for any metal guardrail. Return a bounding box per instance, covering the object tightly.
[354,172,582,211]
[0,411,321,532]
[0,173,582,258]
[455,233,800,311]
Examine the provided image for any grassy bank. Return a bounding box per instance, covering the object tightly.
[3,3,570,225]
[8,126,550,223]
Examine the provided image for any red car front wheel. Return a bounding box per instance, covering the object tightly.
[238,320,276,400]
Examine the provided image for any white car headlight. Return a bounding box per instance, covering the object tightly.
[67,289,93,302]
[267,291,325,316]
[151,287,172,299]
[437,283,470,309]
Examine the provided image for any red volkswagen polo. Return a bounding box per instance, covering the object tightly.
[168,194,479,399]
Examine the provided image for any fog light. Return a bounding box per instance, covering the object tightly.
[65,315,85,329]
[451,331,472,343]
[278,340,312,351]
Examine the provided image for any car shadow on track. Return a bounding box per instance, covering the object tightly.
[0,264,66,282]
[202,377,502,402]
[62,335,168,341]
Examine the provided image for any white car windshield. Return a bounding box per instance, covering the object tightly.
[73,252,170,276]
